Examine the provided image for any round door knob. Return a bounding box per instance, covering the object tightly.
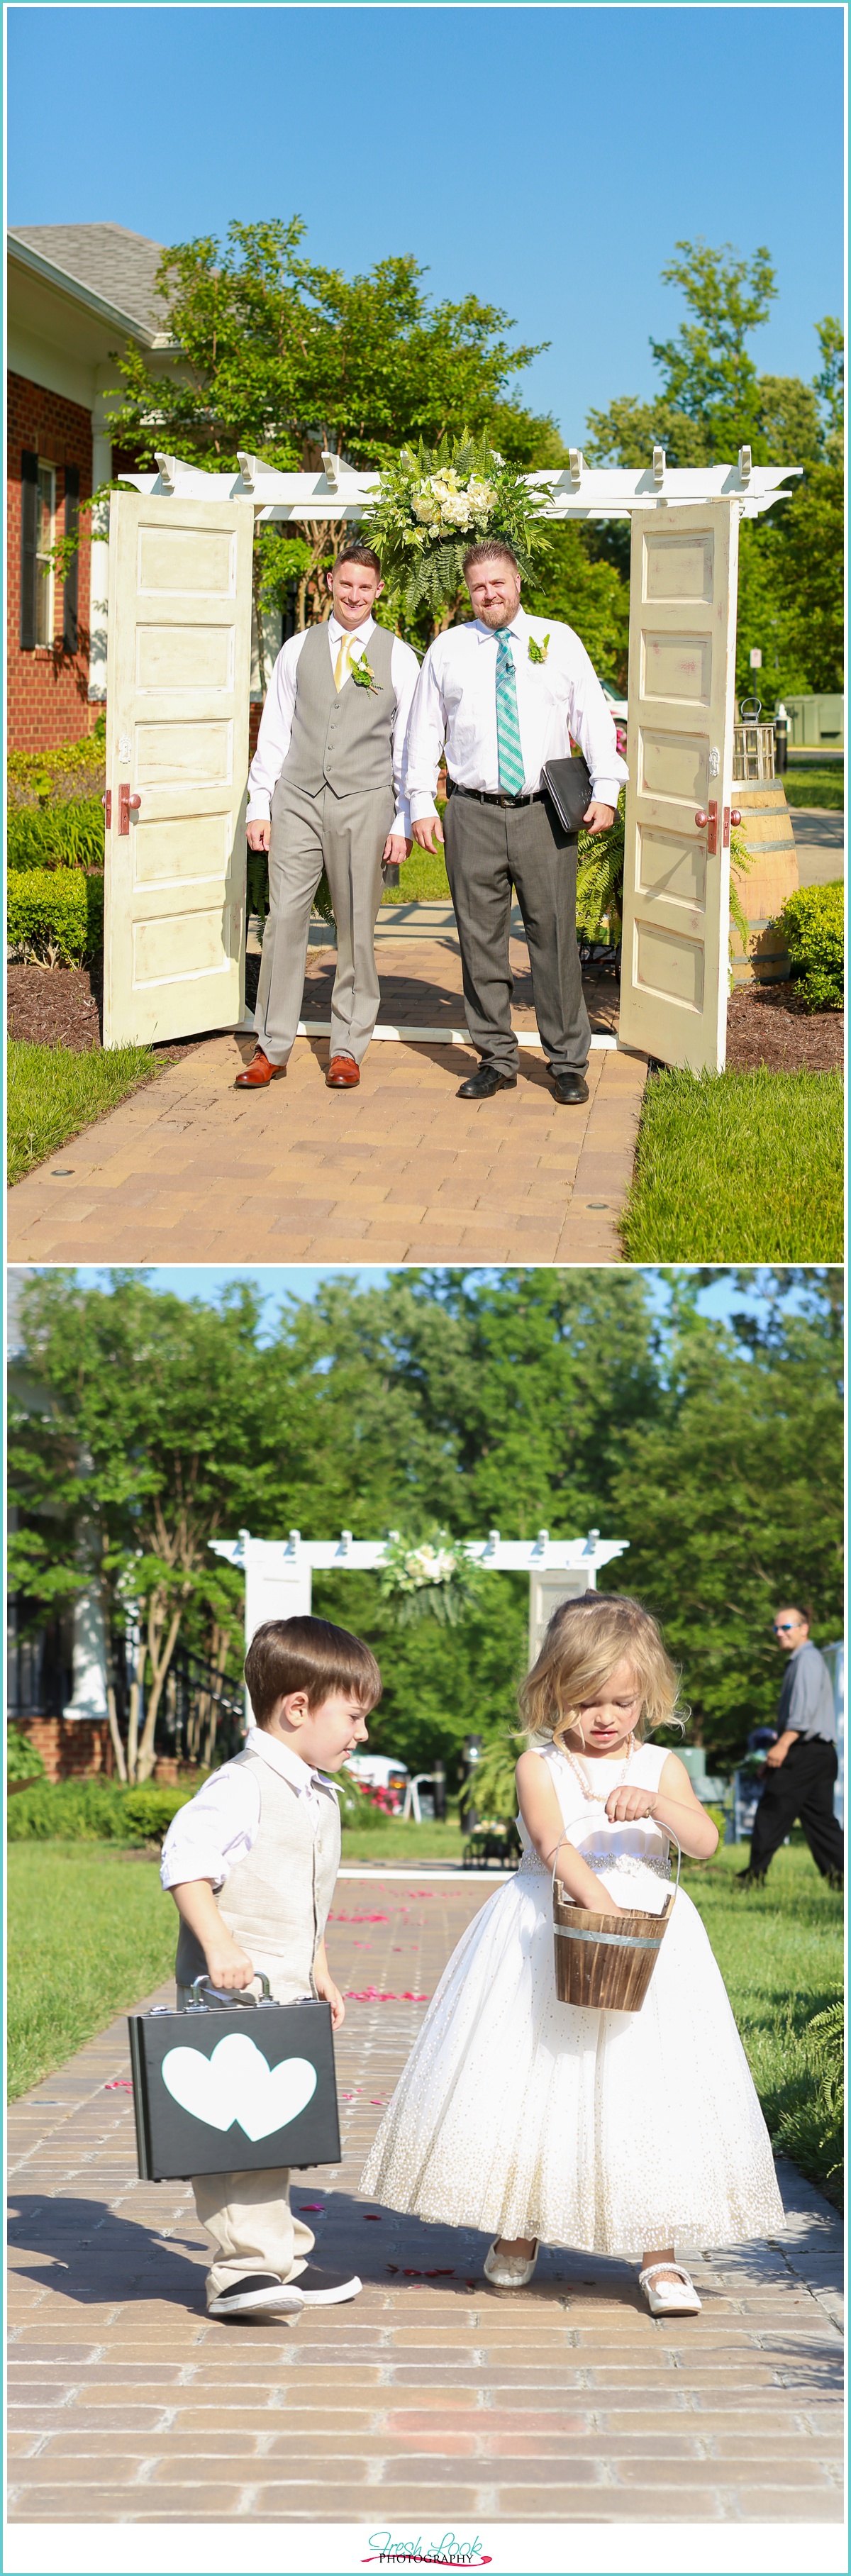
[128,794,141,811]
[730,809,742,826]
[694,810,708,828]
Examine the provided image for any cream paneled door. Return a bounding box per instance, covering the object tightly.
[618,499,740,1072]
[103,494,253,1047]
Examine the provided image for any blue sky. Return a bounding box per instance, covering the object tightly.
[7,4,844,442]
[61,1265,785,1342]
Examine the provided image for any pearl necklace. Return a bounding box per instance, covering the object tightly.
[562,1735,635,1805]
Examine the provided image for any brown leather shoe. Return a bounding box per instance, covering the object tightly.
[326,1054,360,1088]
[234,1048,287,1090]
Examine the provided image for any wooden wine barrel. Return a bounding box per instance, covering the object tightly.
[730,773,799,987]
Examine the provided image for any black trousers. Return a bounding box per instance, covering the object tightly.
[749,1736,844,1881]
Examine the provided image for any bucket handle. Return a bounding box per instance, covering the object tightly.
[548,1813,682,1902]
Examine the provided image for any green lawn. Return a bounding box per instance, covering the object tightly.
[783,766,845,811]
[7,1844,181,2099]
[8,1838,842,2209]
[621,1065,843,1261]
[681,1841,842,2207]
[381,847,451,903]
[9,1038,162,1183]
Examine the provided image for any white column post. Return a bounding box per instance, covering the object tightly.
[87,389,113,704]
[63,1586,109,1723]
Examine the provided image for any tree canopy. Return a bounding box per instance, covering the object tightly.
[585,238,844,701]
[10,1267,842,1783]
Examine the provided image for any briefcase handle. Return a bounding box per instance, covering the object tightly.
[187,1971,275,2012]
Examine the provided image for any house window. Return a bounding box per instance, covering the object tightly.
[35,461,56,645]
[20,450,56,649]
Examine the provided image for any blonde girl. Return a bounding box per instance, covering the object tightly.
[361,1593,784,2314]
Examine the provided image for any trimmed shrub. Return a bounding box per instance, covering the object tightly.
[7,1778,130,1841]
[7,799,104,873]
[8,868,104,966]
[7,1727,47,1782]
[773,880,844,1013]
[6,1776,196,1844]
[121,1787,194,1846]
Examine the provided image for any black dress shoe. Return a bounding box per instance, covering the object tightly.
[551,1072,590,1105]
[457,1065,518,1099]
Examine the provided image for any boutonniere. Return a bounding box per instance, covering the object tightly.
[350,650,381,694]
[528,633,550,666]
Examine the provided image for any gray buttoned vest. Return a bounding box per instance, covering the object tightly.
[174,1743,341,2006]
[279,621,396,799]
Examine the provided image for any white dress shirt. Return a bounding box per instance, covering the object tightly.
[404,607,628,820]
[160,1727,338,1892]
[247,614,420,835]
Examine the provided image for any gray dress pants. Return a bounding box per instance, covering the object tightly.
[255,775,394,1067]
[443,789,591,1080]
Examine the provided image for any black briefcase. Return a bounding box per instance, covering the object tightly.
[128,1976,341,2182]
[542,753,594,835]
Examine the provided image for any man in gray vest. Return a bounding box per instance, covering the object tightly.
[738,1604,844,1888]
[240,543,419,1089]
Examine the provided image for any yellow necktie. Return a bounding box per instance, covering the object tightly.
[334,633,353,691]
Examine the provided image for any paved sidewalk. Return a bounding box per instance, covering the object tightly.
[8,1874,844,2527]
[7,932,645,1264]
[789,808,845,890]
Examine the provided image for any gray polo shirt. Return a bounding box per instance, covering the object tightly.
[778,1640,837,1743]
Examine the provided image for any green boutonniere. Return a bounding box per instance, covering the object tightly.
[528,633,550,665]
[350,650,381,694]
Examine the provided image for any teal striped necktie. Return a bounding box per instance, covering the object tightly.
[495,630,525,796]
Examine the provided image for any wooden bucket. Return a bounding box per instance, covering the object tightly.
[552,1819,680,2014]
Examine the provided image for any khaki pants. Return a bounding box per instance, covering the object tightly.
[255,775,394,1067]
[177,1977,316,2306]
[191,2167,316,2305]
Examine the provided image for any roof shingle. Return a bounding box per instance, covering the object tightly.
[9,222,169,335]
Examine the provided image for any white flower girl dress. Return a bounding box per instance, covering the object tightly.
[360,1741,785,2254]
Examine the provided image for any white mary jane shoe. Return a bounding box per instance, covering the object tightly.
[484,2239,539,2289]
[639,2262,702,2316]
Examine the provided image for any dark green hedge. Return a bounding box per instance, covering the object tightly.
[8,868,104,965]
[774,880,844,1012]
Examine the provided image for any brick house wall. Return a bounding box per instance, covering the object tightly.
[13,1714,115,1782]
[8,371,96,750]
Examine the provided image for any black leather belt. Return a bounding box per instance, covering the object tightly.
[446,779,545,809]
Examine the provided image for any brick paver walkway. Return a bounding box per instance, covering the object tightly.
[8,932,644,1264]
[8,1872,844,2530]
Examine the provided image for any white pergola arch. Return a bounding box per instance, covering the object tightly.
[209,1524,628,1670]
[123,446,799,523]
[104,446,801,1070]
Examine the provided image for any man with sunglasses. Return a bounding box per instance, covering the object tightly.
[738,1607,844,1889]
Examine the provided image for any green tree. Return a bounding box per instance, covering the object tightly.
[106,216,560,652]
[9,1275,273,1780]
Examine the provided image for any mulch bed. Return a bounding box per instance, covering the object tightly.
[9,960,843,1075]
[725,982,844,1074]
[7,965,214,1064]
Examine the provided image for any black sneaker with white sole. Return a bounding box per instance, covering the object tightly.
[289,2265,362,2305]
[208,2272,304,2319]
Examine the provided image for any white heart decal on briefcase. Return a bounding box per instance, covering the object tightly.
[161,2033,318,2142]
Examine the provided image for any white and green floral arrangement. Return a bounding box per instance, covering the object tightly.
[378,1526,485,1628]
[362,433,550,614]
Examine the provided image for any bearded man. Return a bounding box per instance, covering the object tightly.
[404,539,628,1101]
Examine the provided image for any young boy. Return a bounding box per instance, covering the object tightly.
[160,1614,381,2321]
